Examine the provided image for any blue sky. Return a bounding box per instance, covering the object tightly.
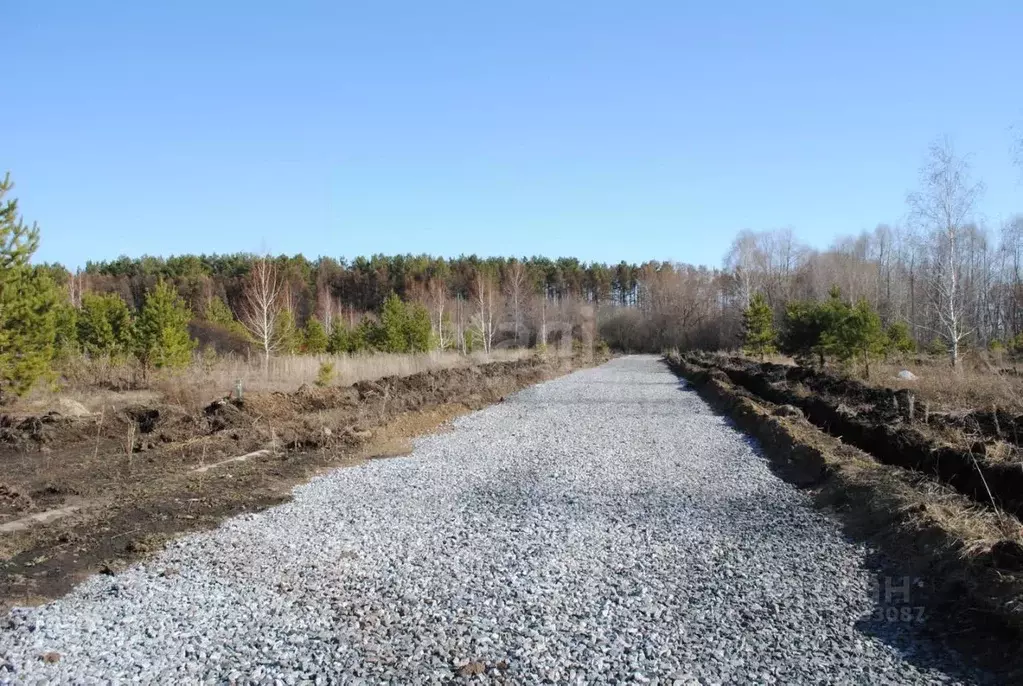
[6,1,1023,269]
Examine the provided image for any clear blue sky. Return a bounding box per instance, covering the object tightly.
[6,1,1023,269]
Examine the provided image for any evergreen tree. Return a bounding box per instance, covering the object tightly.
[302,316,328,354]
[379,293,408,352]
[327,321,351,354]
[741,292,775,360]
[831,299,887,378]
[352,319,375,353]
[78,292,134,356]
[53,301,79,356]
[780,287,846,368]
[885,321,915,355]
[133,280,196,375]
[0,173,59,400]
[404,302,433,353]
[203,295,235,325]
[274,308,300,354]
[779,302,828,367]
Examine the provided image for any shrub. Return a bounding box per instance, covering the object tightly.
[885,321,915,355]
[926,337,947,356]
[315,361,335,387]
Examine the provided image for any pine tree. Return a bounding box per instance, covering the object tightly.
[885,321,915,356]
[831,299,887,378]
[0,173,59,400]
[302,316,328,354]
[327,321,351,354]
[379,293,408,353]
[274,308,300,354]
[204,295,248,334]
[203,296,235,326]
[741,292,775,360]
[133,280,196,375]
[404,302,433,353]
[78,292,134,356]
[780,287,847,368]
[53,301,79,356]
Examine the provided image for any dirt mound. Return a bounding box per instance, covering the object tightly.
[666,351,1023,676]
[55,398,92,418]
[685,353,1023,518]
[0,353,598,610]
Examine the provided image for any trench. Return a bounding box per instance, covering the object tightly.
[693,358,1023,518]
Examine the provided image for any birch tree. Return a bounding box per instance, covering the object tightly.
[471,268,496,354]
[907,138,984,368]
[504,259,527,346]
[427,277,447,350]
[240,256,285,375]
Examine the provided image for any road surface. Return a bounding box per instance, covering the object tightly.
[0,356,984,684]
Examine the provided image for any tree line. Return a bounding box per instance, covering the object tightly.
[1,134,1020,398]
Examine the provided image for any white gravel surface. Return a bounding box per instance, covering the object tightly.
[1,356,987,684]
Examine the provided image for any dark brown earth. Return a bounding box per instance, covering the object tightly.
[666,351,1023,678]
[684,352,1023,519]
[0,354,598,611]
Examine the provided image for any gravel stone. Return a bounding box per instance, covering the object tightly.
[0,356,990,683]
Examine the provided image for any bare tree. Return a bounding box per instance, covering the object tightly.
[907,137,984,368]
[455,293,467,354]
[315,281,335,333]
[504,259,527,346]
[241,256,285,375]
[471,269,496,354]
[427,278,447,350]
[67,268,84,308]
[724,230,762,308]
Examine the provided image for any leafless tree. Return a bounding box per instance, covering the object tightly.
[427,278,447,350]
[471,269,496,354]
[241,256,286,374]
[315,281,336,333]
[67,269,84,308]
[907,137,984,368]
[454,293,467,354]
[504,259,527,346]
[537,291,548,349]
[724,230,762,308]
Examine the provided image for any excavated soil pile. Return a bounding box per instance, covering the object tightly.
[686,353,1023,519]
[0,355,590,609]
[666,351,1023,674]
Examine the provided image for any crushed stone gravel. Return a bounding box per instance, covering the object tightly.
[0,355,989,684]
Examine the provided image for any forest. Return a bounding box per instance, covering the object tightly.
[0,137,1021,400]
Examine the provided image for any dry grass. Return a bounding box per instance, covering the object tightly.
[198,349,538,392]
[13,349,546,415]
[722,345,1023,415]
[872,354,1023,414]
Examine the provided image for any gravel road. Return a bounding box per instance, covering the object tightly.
[1,356,987,684]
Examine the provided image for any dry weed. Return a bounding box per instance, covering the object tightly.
[9,349,541,417]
